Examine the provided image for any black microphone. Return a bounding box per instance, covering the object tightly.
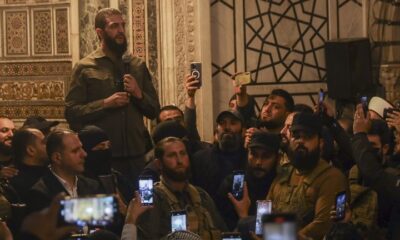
[115,53,132,92]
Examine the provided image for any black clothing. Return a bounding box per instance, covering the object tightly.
[352,132,400,239]
[236,95,258,128]
[9,164,47,203]
[216,170,276,230]
[191,145,247,202]
[27,169,101,213]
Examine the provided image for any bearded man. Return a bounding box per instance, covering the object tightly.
[267,112,349,240]
[191,109,247,202]
[136,137,227,239]
[0,117,18,179]
[65,8,160,183]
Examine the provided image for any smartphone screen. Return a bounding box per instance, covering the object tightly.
[361,96,368,118]
[138,176,154,206]
[262,213,296,240]
[318,89,324,104]
[232,171,245,200]
[59,195,118,227]
[222,232,242,240]
[335,191,346,221]
[190,62,202,88]
[171,210,187,232]
[255,200,272,235]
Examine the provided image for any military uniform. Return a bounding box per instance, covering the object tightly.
[136,178,227,239]
[268,160,349,240]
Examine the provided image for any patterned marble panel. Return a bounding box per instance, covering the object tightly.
[147,0,159,92]
[0,105,64,119]
[118,0,130,50]
[132,0,146,59]
[337,0,363,38]
[33,9,52,54]
[0,80,64,101]
[55,8,69,54]
[5,11,28,56]
[0,62,72,76]
[79,0,109,58]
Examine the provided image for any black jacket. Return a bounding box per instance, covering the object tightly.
[27,169,101,213]
[352,132,400,239]
[191,145,247,202]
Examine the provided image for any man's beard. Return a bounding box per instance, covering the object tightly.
[218,132,242,152]
[104,32,127,57]
[249,166,269,178]
[258,118,283,130]
[0,141,12,156]
[162,164,191,182]
[287,144,320,172]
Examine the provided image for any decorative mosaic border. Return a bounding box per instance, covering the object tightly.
[132,0,146,59]
[0,61,72,76]
[0,104,65,119]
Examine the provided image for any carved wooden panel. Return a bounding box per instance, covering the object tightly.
[32,9,52,54]
[4,10,29,56]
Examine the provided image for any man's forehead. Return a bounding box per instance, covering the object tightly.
[0,118,14,128]
[266,95,285,104]
[105,15,125,24]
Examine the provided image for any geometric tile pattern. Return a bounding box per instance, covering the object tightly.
[244,0,329,84]
[0,80,64,101]
[55,8,69,54]
[0,62,72,76]
[5,11,28,55]
[33,9,52,54]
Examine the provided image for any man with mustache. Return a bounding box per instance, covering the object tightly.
[65,8,160,183]
[215,131,280,230]
[244,89,294,148]
[267,112,349,240]
[191,109,247,202]
[0,117,18,179]
[136,137,227,239]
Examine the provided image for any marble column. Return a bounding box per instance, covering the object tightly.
[158,0,214,141]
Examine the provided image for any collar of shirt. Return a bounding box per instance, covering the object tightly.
[49,168,78,197]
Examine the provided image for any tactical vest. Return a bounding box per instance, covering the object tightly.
[155,181,221,240]
[348,166,378,228]
[271,161,331,228]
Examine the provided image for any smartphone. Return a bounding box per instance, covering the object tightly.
[262,213,297,240]
[232,170,245,200]
[361,96,368,118]
[318,89,324,104]
[138,176,154,206]
[222,232,242,240]
[383,108,399,120]
[190,62,202,88]
[59,195,118,227]
[235,72,251,86]
[171,210,187,232]
[335,191,346,221]
[318,89,325,116]
[255,200,272,235]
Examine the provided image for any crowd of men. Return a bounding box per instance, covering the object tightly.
[0,7,399,240]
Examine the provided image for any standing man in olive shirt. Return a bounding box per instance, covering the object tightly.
[65,8,160,183]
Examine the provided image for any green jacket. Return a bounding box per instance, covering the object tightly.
[65,48,160,157]
[137,179,227,239]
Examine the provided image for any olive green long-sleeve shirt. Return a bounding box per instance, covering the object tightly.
[268,160,349,240]
[65,48,160,157]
